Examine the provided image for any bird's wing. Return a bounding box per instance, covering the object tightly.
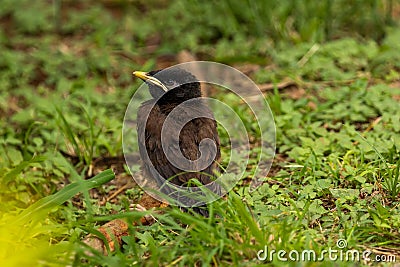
[138,101,182,188]
[164,104,221,185]
[138,101,221,197]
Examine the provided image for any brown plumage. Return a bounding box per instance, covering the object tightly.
[134,68,221,216]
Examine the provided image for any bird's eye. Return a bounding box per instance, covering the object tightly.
[164,79,178,87]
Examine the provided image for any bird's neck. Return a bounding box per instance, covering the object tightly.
[157,97,205,115]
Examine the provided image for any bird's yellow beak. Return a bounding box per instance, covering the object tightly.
[133,71,168,92]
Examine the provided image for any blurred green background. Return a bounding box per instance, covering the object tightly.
[1,0,400,266]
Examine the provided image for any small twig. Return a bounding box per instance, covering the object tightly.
[364,117,382,133]
[258,79,296,92]
[130,203,157,225]
[167,256,184,267]
[104,183,131,203]
[297,43,320,67]
[83,219,129,255]
[358,245,400,256]
[83,204,160,255]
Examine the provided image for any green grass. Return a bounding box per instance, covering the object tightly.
[1,0,400,266]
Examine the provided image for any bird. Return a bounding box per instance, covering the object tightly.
[133,67,221,216]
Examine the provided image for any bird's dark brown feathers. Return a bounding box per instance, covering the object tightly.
[138,99,220,188]
[136,68,221,215]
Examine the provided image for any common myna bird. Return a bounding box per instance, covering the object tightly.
[134,68,221,216]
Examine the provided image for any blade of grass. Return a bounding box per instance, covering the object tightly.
[230,192,264,244]
[2,155,46,183]
[79,102,97,167]
[16,169,115,223]
[55,106,83,162]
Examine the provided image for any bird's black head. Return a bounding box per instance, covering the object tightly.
[133,68,201,105]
